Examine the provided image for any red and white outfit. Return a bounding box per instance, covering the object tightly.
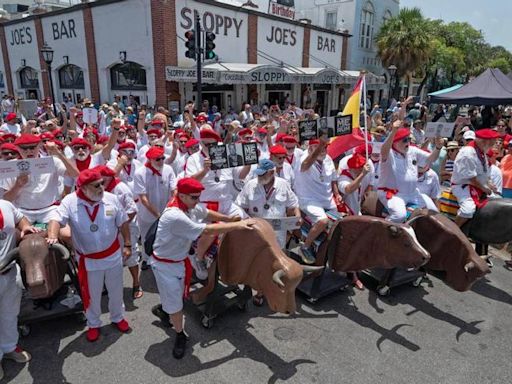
[107,157,143,193]
[0,200,24,361]
[417,169,442,201]
[64,152,107,189]
[133,163,176,262]
[0,157,67,223]
[55,192,128,328]
[338,161,373,216]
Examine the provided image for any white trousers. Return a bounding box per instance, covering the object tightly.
[0,268,22,359]
[85,264,125,328]
[20,205,59,224]
[378,191,438,223]
[451,185,476,219]
[123,220,140,268]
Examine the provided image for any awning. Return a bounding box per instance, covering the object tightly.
[428,84,463,96]
[164,63,382,85]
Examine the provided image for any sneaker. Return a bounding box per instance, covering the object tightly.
[298,245,316,264]
[3,346,31,363]
[151,304,172,328]
[173,332,187,359]
[190,255,208,280]
[114,319,130,333]
[86,328,100,342]
[141,260,149,270]
[486,256,493,268]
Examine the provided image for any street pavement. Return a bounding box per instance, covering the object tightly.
[2,250,511,384]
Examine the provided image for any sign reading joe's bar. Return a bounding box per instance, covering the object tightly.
[208,142,259,170]
[176,0,248,66]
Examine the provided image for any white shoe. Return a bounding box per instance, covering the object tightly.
[3,346,31,363]
[190,255,208,280]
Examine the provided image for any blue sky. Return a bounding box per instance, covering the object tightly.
[400,0,512,51]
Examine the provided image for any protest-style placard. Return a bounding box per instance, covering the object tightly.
[425,122,455,138]
[335,115,353,136]
[208,142,259,170]
[298,120,318,142]
[82,108,98,124]
[0,157,56,180]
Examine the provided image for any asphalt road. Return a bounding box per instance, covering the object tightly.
[2,251,511,384]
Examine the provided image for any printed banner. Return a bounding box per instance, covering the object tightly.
[0,157,56,179]
[425,122,455,138]
[208,142,259,170]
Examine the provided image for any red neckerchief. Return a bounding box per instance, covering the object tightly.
[122,162,132,176]
[76,188,96,205]
[286,153,294,164]
[105,177,121,192]
[0,208,4,230]
[467,141,487,172]
[167,196,189,212]
[145,161,162,176]
[75,156,92,172]
[340,169,354,180]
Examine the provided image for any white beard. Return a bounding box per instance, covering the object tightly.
[84,188,103,202]
[75,151,90,161]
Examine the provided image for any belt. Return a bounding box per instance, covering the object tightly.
[152,253,193,299]
[76,237,121,310]
[21,201,60,211]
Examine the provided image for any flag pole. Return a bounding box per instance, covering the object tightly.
[361,71,369,161]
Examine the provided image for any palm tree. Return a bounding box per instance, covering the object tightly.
[376,7,433,99]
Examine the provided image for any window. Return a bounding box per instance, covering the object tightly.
[58,64,84,89]
[325,10,337,30]
[19,67,39,89]
[383,10,392,24]
[359,1,374,49]
[110,62,147,90]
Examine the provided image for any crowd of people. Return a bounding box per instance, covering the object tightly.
[0,92,510,372]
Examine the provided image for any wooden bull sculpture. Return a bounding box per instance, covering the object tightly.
[217,218,321,313]
[462,198,512,244]
[1,233,70,299]
[327,216,430,272]
[409,212,490,291]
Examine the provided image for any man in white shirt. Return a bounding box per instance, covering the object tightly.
[0,113,20,135]
[294,138,341,263]
[282,135,303,170]
[269,145,295,187]
[151,177,254,359]
[0,200,36,380]
[107,141,142,192]
[487,147,503,197]
[338,153,372,216]
[47,169,132,342]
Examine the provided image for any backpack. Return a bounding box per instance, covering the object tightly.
[144,218,160,256]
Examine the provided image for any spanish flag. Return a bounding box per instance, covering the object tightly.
[342,76,363,131]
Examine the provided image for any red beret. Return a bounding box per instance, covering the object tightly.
[0,143,20,153]
[475,128,500,140]
[354,143,373,156]
[93,165,116,178]
[269,145,287,156]
[177,177,205,194]
[347,153,366,169]
[40,132,54,141]
[257,127,268,134]
[70,138,91,149]
[185,138,200,149]
[195,115,207,123]
[150,120,164,127]
[84,128,99,139]
[282,135,298,144]
[14,134,41,146]
[178,132,190,140]
[309,139,320,146]
[52,129,64,137]
[146,128,163,137]
[2,133,17,141]
[6,112,17,121]
[124,124,134,130]
[76,111,83,117]
[393,128,411,142]
[238,128,253,137]
[97,135,109,144]
[77,169,102,188]
[118,141,136,151]
[53,140,65,151]
[117,126,127,133]
[146,146,165,160]
[175,129,184,135]
[275,133,287,143]
[200,129,221,142]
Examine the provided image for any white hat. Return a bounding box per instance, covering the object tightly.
[173,121,184,128]
[463,130,476,141]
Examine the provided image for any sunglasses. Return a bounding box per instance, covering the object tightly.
[121,149,135,155]
[19,145,38,151]
[187,194,201,200]
[448,148,458,152]
[91,181,104,189]
[274,155,286,160]
[401,138,411,143]
[2,151,17,157]
[72,145,88,151]
[179,140,188,144]
[497,124,506,127]
[154,157,165,161]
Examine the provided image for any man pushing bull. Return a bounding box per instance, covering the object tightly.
[150,177,254,359]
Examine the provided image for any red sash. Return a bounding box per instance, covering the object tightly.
[468,185,489,209]
[76,237,120,310]
[378,187,399,200]
[152,253,193,299]
[337,170,355,215]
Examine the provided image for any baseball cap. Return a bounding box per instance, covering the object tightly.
[254,159,275,176]
[463,130,476,141]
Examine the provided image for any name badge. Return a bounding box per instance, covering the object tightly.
[105,210,114,216]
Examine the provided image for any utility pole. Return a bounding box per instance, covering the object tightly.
[195,14,202,108]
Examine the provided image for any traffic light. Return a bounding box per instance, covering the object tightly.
[185,30,196,60]
[205,32,216,60]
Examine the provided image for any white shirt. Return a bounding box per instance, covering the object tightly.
[294,152,337,208]
[379,146,429,196]
[55,192,128,271]
[133,164,176,221]
[489,163,503,196]
[275,162,295,188]
[171,149,189,176]
[0,200,23,266]
[451,145,489,187]
[64,152,106,188]
[110,181,138,216]
[106,158,142,193]
[152,204,208,262]
[0,123,20,135]
[417,169,442,200]
[137,144,150,164]
[0,156,67,209]
[185,151,236,202]
[286,147,304,171]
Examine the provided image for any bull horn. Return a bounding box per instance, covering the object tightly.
[0,247,19,273]
[272,269,286,288]
[50,243,70,261]
[302,265,324,274]
[464,261,475,272]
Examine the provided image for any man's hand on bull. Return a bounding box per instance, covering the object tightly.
[46,236,58,245]
[21,226,41,238]
[229,215,241,222]
[239,219,256,230]
[488,182,498,194]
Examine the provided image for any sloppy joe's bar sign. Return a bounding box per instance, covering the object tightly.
[176,0,248,66]
[165,66,219,83]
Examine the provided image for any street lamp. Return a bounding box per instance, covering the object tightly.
[40,42,57,116]
[387,64,397,108]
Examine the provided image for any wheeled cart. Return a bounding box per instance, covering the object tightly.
[362,267,425,296]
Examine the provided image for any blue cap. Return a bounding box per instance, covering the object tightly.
[254,159,275,176]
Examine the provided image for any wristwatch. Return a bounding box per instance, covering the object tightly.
[124,244,132,248]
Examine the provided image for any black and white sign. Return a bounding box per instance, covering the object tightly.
[299,115,353,142]
[298,120,318,142]
[335,115,353,136]
[208,142,259,170]
[425,122,455,138]
[82,108,98,124]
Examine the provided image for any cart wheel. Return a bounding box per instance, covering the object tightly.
[19,325,31,337]
[307,297,318,304]
[237,302,248,312]
[377,286,390,296]
[201,315,214,329]
[412,276,423,287]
